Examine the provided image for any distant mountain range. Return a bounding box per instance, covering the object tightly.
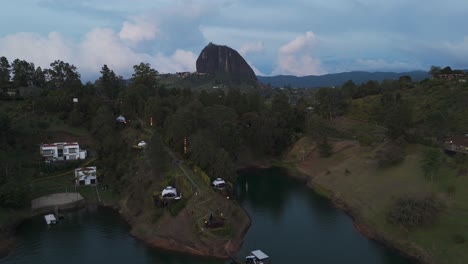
[257,71,430,88]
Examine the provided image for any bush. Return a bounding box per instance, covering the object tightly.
[375,143,404,167]
[37,121,50,130]
[453,234,466,244]
[446,185,456,196]
[169,198,187,216]
[387,196,443,228]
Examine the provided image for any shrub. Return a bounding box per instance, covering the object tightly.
[375,143,404,167]
[37,121,50,130]
[446,185,456,196]
[453,234,466,244]
[387,196,444,228]
[169,198,187,216]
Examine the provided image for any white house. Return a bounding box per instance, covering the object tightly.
[40,142,87,162]
[75,167,97,186]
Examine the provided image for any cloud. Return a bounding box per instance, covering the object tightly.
[273,31,325,76]
[439,37,468,63]
[119,17,159,45]
[0,28,197,80]
[347,59,422,72]
[239,41,264,56]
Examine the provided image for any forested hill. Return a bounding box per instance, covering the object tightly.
[258,71,429,88]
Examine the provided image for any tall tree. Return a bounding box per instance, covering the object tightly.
[314,87,344,120]
[45,60,81,90]
[96,64,123,100]
[421,148,442,182]
[131,63,158,89]
[11,59,35,87]
[32,66,46,88]
[0,56,11,86]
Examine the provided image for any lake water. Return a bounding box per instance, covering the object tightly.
[0,167,413,264]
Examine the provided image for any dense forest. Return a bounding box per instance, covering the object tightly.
[1,55,467,217]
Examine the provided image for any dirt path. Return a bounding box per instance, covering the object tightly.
[31,193,84,213]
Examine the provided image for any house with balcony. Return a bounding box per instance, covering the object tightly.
[75,167,97,186]
[40,142,87,162]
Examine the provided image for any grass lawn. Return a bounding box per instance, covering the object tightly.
[296,139,468,264]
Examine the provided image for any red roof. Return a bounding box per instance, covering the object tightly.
[41,142,79,147]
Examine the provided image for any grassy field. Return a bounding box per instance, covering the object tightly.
[294,138,468,264]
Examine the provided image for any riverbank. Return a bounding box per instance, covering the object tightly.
[0,192,90,260]
[0,209,29,260]
[116,199,251,259]
[285,138,468,264]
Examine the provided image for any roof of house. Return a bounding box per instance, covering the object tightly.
[75,167,96,172]
[41,142,79,147]
[116,115,126,122]
[162,186,178,197]
[250,250,269,260]
[446,135,468,146]
[212,178,225,186]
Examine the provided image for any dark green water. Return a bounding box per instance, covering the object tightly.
[1,167,413,264]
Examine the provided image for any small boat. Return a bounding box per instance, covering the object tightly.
[44,214,57,225]
[245,250,271,264]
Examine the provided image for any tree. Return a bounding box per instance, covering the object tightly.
[341,80,357,98]
[398,76,412,89]
[0,56,11,86]
[0,163,31,208]
[209,148,237,181]
[421,148,442,182]
[11,59,35,87]
[429,66,441,76]
[131,62,159,93]
[95,64,123,100]
[314,87,345,120]
[148,134,170,173]
[45,60,81,90]
[32,66,46,88]
[383,97,412,139]
[440,66,453,74]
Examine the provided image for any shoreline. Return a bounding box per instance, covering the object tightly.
[1,160,433,263]
[286,165,434,264]
[0,201,250,261]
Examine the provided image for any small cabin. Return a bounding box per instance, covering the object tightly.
[161,186,181,200]
[245,250,271,264]
[211,178,226,189]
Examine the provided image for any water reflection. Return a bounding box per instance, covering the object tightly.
[236,167,414,264]
[2,167,413,264]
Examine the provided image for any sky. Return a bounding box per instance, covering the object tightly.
[1,0,468,80]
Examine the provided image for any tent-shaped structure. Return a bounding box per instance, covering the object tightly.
[161,186,181,200]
